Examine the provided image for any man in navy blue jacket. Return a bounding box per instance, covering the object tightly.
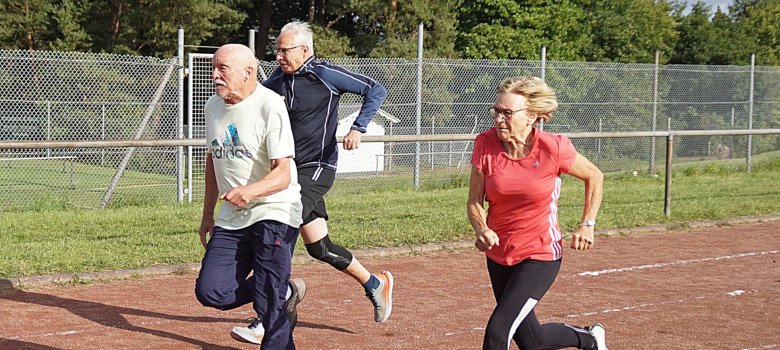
[262,21,394,326]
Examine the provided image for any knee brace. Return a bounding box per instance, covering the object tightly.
[305,235,353,271]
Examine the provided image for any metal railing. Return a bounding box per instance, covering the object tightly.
[2,128,779,215]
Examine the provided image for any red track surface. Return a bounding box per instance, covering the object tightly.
[1,222,779,349]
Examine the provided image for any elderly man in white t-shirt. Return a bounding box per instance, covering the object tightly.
[194,43,302,350]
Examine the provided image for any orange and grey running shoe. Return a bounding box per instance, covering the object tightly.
[365,271,394,323]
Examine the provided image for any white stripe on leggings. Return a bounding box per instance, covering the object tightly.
[507,298,538,350]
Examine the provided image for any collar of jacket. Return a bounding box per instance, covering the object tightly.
[293,55,319,75]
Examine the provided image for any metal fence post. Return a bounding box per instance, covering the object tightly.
[747,54,755,172]
[101,104,106,166]
[414,22,423,189]
[539,46,546,131]
[430,114,435,169]
[46,101,51,157]
[249,29,256,55]
[650,50,659,174]
[540,45,546,81]
[596,116,602,167]
[177,28,185,203]
[664,132,673,217]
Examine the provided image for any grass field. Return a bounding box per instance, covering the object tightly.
[1,154,780,278]
[0,156,177,210]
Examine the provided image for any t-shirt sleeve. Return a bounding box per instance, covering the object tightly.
[557,135,577,174]
[470,134,486,171]
[265,100,295,160]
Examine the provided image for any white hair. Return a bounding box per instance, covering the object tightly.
[280,21,314,52]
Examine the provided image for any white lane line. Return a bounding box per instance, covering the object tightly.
[0,309,252,342]
[542,289,760,320]
[577,250,778,277]
[742,345,778,350]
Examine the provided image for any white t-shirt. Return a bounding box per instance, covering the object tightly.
[204,83,302,229]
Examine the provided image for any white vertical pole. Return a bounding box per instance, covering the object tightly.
[650,50,659,174]
[747,54,754,172]
[430,114,435,169]
[46,101,51,157]
[539,46,546,131]
[101,104,106,166]
[414,22,423,189]
[186,47,194,203]
[731,107,735,126]
[249,29,256,56]
[540,46,546,81]
[597,116,602,167]
[177,28,185,203]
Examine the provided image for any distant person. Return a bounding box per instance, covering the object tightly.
[263,21,394,324]
[194,43,304,349]
[467,76,607,350]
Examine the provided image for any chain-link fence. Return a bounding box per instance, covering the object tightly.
[0,50,179,210]
[185,56,780,198]
[1,49,779,211]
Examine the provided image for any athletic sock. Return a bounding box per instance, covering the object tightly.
[363,274,380,292]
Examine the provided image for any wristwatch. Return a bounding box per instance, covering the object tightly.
[581,219,596,227]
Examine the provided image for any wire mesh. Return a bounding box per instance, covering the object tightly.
[1,50,778,211]
[0,50,179,210]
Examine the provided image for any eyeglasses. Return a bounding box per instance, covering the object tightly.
[275,45,303,56]
[488,107,528,120]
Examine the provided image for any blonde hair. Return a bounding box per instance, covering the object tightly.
[497,76,558,122]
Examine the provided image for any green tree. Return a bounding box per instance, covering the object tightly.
[0,0,54,50]
[310,24,354,58]
[731,0,780,65]
[48,0,91,52]
[456,0,589,60]
[77,0,245,58]
[307,0,460,59]
[670,1,753,65]
[119,0,247,57]
[578,0,678,63]
[710,9,751,64]
[368,0,460,59]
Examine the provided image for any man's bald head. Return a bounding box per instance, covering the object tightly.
[211,44,258,104]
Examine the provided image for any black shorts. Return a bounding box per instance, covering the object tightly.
[297,166,336,226]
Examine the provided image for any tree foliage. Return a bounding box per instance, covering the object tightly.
[456,0,589,60]
[577,0,678,63]
[731,0,780,65]
[0,0,55,51]
[0,0,246,58]
[0,0,778,65]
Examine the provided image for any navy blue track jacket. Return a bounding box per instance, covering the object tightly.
[262,56,388,170]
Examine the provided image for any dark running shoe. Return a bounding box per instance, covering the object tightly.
[284,277,306,330]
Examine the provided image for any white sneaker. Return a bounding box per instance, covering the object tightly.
[230,318,263,344]
[588,323,608,350]
[230,279,305,344]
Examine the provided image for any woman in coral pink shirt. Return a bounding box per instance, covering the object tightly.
[467,76,607,350]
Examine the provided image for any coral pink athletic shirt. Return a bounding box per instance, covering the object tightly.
[471,128,577,266]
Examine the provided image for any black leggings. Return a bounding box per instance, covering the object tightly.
[483,258,595,350]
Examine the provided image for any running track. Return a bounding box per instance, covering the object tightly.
[1,221,778,349]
